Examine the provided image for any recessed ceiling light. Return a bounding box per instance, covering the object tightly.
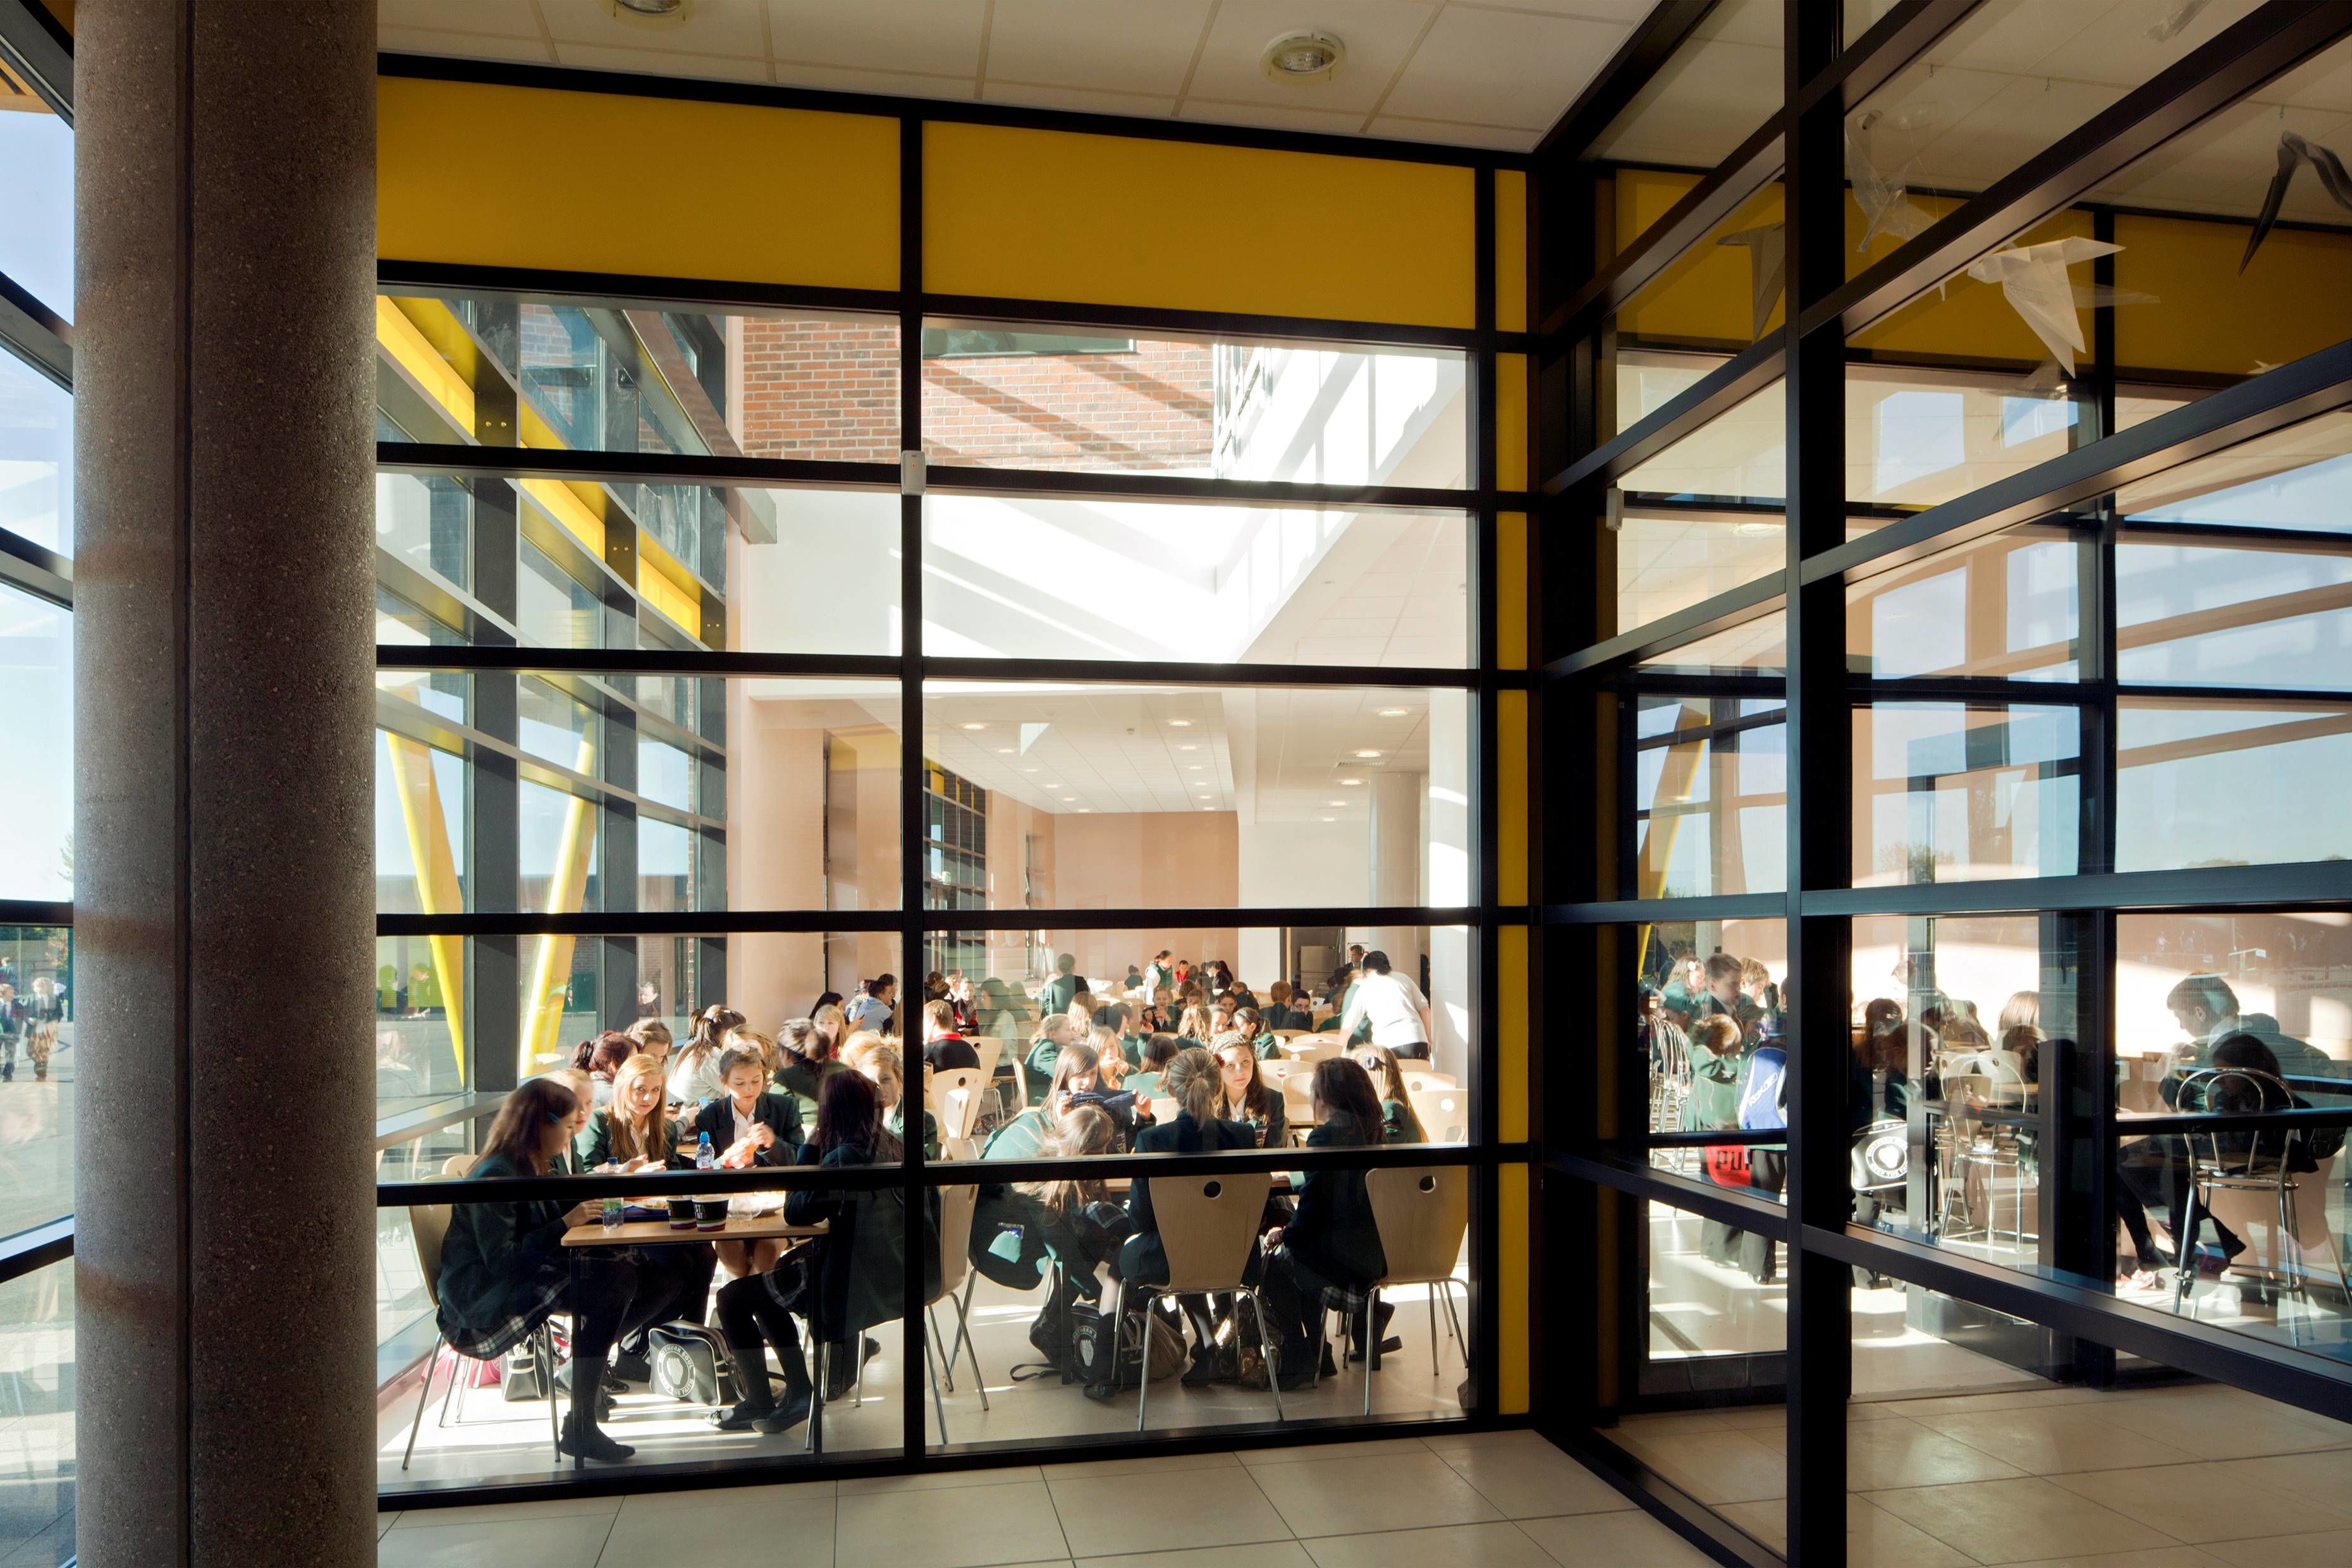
[1043,782,1059,788]
[1328,799,1348,806]
[1321,816,1335,823]
[996,747,1014,754]
[1338,778,1362,786]
[961,722,988,730]
[1354,749,1383,759]
[606,0,687,19]
[1262,30,1346,83]
[1168,719,1193,728]
[1179,745,1199,752]
[1378,707,1407,717]
[1077,808,1092,813]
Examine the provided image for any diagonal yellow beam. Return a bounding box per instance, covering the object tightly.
[384,733,467,1086]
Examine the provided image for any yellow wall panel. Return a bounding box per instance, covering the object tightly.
[1496,353,1528,489]
[1497,511,1528,670]
[378,77,898,289]
[924,123,1475,328]
[1500,1162,1530,1415]
[1495,168,1528,333]
[2116,213,2352,379]
[1613,168,1701,257]
[1499,689,1528,905]
[1500,926,1529,1142]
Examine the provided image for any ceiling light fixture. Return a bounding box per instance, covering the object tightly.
[1168,719,1194,728]
[1355,749,1383,759]
[1338,778,1363,786]
[1378,707,1408,717]
[1262,31,1346,85]
[961,722,988,730]
[605,0,689,20]
[1328,799,1348,806]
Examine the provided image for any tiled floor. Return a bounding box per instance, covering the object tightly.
[376,1430,1725,1568]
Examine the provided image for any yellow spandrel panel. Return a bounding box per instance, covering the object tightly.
[1497,511,1529,670]
[1497,353,1528,490]
[1499,688,1528,906]
[1495,168,1528,333]
[1500,1162,1530,1415]
[924,122,1475,329]
[2117,213,2352,380]
[1500,925,1529,1142]
[378,77,898,290]
[1614,168,1702,257]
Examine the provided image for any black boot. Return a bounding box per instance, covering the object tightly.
[822,1335,880,1402]
[559,1363,635,1462]
[1348,1300,1401,1363]
[609,1339,654,1388]
[757,1356,814,1435]
[713,1342,776,1432]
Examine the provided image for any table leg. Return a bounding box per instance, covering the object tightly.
[568,1247,583,1472]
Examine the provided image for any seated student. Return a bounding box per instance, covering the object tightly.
[773,1017,842,1124]
[579,1053,685,1171]
[1093,1001,1141,1063]
[1046,1039,1141,1144]
[1231,1006,1278,1060]
[1350,1044,1428,1145]
[1211,1032,1289,1148]
[713,1072,910,1434]
[922,998,982,1074]
[1115,1048,1258,1393]
[1068,990,1099,1029]
[693,1044,807,1281]
[1137,986,1175,1034]
[573,1031,636,1110]
[943,973,979,1036]
[667,1005,743,1110]
[811,1001,847,1058]
[436,1079,690,1462]
[1020,1105,1129,1308]
[842,1034,938,1160]
[623,1017,673,1067]
[544,1068,597,1172]
[1024,1014,1083,1105]
[1261,1057,1390,1390]
[1261,981,1311,1033]
[1173,1004,1213,1053]
[1124,1031,1182,1102]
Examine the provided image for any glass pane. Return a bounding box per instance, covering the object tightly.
[0,582,70,901]
[922,498,1468,668]
[0,95,71,320]
[1628,697,1787,898]
[1618,376,1782,496]
[1586,0,1784,177]
[1636,1199,1787,1384]
[2117,537,2352,692]
[2117,700,2352,871]
[379,1174,905,1489]
[0,1258,73,1566]
[1847,527,2082,679]
[922,683,1469,909]
[374,674,902,914]
[0,346,71,554]
[1635,914,1788,1148]
[1853,704,2081,885]
[1846,361,2095,513]
[922,322,1467,486]
[1844,0,2267,276]
[1638,608,1787,677]
[376,292,899,462]
[1851,912,2081,1277]
[0,927,71,1238]
[2115,408,2352,532]
[935,1156,1475,1452]
[1609,179,1788,363]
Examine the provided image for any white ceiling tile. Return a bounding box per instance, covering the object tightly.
[767,61,977,99]
[1185,0,1440,116]
[1380,7,1626,130]
[1176,97,1366,135]
[766,0,990,77]
[379,0,543,34]
[544,0,769,54]
[985,0,1215,97]
[981,80,1182,119]
[1366,114,1536,151]
[554,41,771,81]
[1459,0,1651,17]
[380,25,554,63]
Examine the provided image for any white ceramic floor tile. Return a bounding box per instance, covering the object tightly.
[1049,1469,1289,1557]
[2052,1460,2351,1544]
[1516,1509,1716,1567]
[2205,1529,2352,1567]
[388,1495,622,1529]
[600,1483,835,1564]
[842,1467,1044,1494]
[1836,1417,2033,1491]
[1077,1545,1311,1568]
[1716,1494,1975,1566]
[1866,1476,2180,1565]
[1040,1451,1237,1481]
[1604,1426,1787,1505]
[1249,1452,1505,1538]
[835,1478,1071,1568]
[2210,1449,2352,1520]
[2003,1550,2229,1568]
[1435,1440,1635,1518]
[1235,1438,1436,1465]
[1914,1406,2202,1474]
[1416,1428,1553,1455]
[379,1512,615,1568]
[378,1513,400,1539]
[1303,1520,1562,1568]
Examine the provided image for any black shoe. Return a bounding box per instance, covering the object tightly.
[713,1343,775,1430]
[1318,1341,1338,1379]
[1182,1344,1221,1387]
[558,1366,635,1462]
[823,1336,880,1402]
[1347,1335,1406,1364]
[755,1387,814,1435]
[609,1347,653,1387]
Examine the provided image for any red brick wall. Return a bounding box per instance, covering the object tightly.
[732,319,1214,472]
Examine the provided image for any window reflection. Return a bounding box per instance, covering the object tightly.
[1853,704,2081,885]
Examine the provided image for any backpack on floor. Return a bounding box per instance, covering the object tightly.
[649,1321,738,1407]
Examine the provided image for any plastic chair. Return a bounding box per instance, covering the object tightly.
[925,1184,989,1438]
[1258,1059,1301,1091]
[1401,1069,1457,1096]
[2173,1069,2352,1327]
[1282,1034,1342,1064]
[1270,1028,1307,1041]
[1409,1087,1469,1144]
[1280,1075,1317,1137]
[1122,1172,1282,1431]
[400,1180,562,1470]
[1362,1166,1472,1411]
[928,1067,988,1146]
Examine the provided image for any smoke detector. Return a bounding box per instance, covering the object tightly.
[606,0,690,22]
[1261,32,1345,85]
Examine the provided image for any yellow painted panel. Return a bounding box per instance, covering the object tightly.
[924,122,1475,328]
[1500,689,1528,906]
[1853,208,2091,364]
[635,531,702,632]
[1497,511,1528,670]
[1500,926,1528,1143]
[1614,168,1701,256]
[1500,1162,1529,1416]
[378,77,898,289]
[1496,353,1527,490]
[376,297,475,430]
[518,478,606,558]
[2116,213,2352,379]
[1495,169,1528,333]
[1617,182,1785,348]
[383,734,467,1084]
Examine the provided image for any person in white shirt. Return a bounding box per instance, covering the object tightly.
[1338,950,1433,1060]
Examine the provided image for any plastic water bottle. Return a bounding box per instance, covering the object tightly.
[695,1131,715,1172]
[600,1196,623,1232]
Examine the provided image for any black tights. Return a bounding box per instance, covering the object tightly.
[568,1254,692,1367]
[714,1275,814,1395]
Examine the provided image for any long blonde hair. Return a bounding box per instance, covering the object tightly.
[604,1053,676,1163]
[1045,1040,1103,1105]
[1351,1044,1424,1141]
[1026,1105,1115,1215]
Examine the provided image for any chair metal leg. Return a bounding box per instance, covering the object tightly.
[925,1337,950,1444]
[1247,1289,1283,1423]
[1439,1280,1469,1368]
[952,1280,990,1412]
[2174,1185,2203,1315]
[929,1304,953,1392]
[1132,1285,1151,1433]
[1361,1289,1377,1416]
[805,1337,826,1455]
[1427,1290,1439,1378]
[401,1340,444,1471]
[438,1343,465,1430]
[542,1323,564,1467]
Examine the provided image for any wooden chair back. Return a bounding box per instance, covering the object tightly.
[1409,1087,1469,1144]
[408,1201,454,1308]
[1270,1028,1308,1040]
[1282,1034,1342,1064]
[1280,1074,1317,1129]
[933,1183,979,1305]
[1152,1172,1275,1293]
[1366,1165,1470,1286]
[1401,1069,1457,1096]
[441,1153,481,1178]
[929,1067,988,1142]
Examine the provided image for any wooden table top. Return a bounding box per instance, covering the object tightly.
[563,1215,826,1247]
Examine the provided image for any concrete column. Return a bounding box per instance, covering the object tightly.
[75,3,377,1565]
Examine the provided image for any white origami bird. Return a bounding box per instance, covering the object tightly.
[1964,237,2122,374]
[1716,221,1785,339]
[1848,111,1939,252]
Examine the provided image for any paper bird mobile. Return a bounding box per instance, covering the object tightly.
[1848,112,1939,252]
[2145,0,2213,42]
[1964,237,2124,374]
[1717,221,1785,340]
[2240,133,2352,273]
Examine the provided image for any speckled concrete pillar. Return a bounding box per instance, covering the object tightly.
[73,3,377,1564]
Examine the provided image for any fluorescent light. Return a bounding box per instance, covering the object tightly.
[1354,750,1382,759]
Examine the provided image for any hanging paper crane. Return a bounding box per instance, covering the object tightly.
[1848,111,1938,252]
[1717,221,1785,340]
[2145,0,2214,41]
[2240,132,2352,273]
[1964,237,2124,374]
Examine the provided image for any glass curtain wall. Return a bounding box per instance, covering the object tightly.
[1539,1,2352,1564]
[371,140,1521,1495]
[0,8,77,1565]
